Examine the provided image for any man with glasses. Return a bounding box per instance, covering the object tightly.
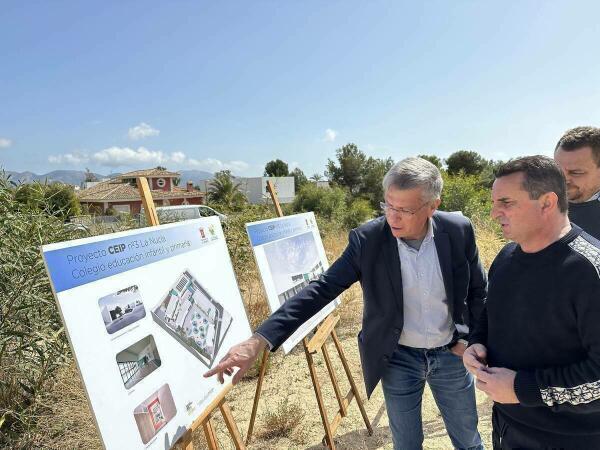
[205,157,486,450]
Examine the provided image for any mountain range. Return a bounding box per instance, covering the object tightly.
[3,169,215,186]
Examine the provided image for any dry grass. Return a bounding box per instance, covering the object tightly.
[256,397,307,441]
[473,218,505,270]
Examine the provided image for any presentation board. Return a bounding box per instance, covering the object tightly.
[246,212,339,353]
[41,217,252,449]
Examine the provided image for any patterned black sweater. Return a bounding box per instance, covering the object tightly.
[569,198,600,240]
[471,225,600,440]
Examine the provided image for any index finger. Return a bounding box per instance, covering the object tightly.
[204,358,236,378]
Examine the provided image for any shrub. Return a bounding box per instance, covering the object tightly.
[291,184,346,220]
[0,176,82,447]
[14,182,81,220]
[440,172,491,219]
[257,397,306,440]
[343,198,374,229]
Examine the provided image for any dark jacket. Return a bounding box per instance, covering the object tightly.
[257,211,487,396]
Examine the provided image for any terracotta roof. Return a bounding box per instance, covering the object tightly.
[78,180,204,202]
[117,168,180,178]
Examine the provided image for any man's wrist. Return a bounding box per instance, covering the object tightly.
[252,332,273,351]
[457,339,468,347]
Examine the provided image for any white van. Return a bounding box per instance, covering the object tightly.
[140,205,227,225]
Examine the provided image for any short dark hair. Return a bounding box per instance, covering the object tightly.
[555,126,600,167]
[495,156,568,213]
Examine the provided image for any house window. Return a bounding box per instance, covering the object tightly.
[156,178,166,188]
[113,204,131,214]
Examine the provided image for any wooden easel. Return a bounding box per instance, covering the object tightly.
[136,177,245,450]
[246,181,373,449]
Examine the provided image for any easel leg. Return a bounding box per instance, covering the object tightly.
[321,341,347,417]
[331,329,373,435]
[246,348,270,444]
[180,429,194,450]
[304,339,336,450]
[219,400,245,450]
[202,418,219,450]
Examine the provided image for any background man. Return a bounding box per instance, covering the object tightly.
[464,156,600,448]
[554,126,600,239]
[206,157,486,450]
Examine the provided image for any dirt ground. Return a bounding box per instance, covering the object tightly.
[190,329,494,450]
[41,328,493,450]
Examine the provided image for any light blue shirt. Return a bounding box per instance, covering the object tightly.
[397,220,455,348]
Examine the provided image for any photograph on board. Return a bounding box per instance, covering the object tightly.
[263,231,324,306]
[115,335,161,390]
[133,383,177,445]
[98,285,146,335]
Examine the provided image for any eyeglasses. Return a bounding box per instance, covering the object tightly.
[380,201,429,218]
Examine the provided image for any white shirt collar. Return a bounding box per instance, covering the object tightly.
[587,191,600,202]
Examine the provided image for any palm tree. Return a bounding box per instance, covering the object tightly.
[310,173,323,182]
[208,170,247,209]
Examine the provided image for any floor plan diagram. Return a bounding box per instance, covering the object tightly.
[152,270,232,368]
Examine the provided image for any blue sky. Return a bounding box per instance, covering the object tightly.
[1,1,599,177]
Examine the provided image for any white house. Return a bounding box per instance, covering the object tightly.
[235,176,295,204]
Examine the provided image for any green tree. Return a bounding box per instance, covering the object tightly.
[208,170,247,210]
[43,183,81,219]
[14,183,45,209]
[290,167,308,190]
[292,183,347,220]
[479,159,505,188]
[418,154,443,169]
[325,143,366,195]
[14,182,80,219]
[310,173,323,182]
[439,172,491,218]
[84,168,97,182]
[361,156,394,208]
[344,198,375,228]
[445,150,487,176]
[264,159,289,177]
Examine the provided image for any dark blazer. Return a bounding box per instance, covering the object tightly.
[256,211,487,397]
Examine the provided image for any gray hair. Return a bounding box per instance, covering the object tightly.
[382,157,443,201]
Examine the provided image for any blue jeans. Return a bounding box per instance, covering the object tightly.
[381,344,484,450]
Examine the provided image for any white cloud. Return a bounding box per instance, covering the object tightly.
[323,128,338,142]
[128,122,160,140]
[91,146,169,167]
[48,152,89,165]
[187,157,250,173]
[47,146,252,175]
[0,137,12,148]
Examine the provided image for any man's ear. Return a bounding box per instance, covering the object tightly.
[540,192,558,214]
[431,198,441,212]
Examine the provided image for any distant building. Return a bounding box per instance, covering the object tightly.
[78,168,205,215]
[314,179,330,189]
[235,176,295,204]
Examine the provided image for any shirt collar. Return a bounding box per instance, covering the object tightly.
[587,190,600,202]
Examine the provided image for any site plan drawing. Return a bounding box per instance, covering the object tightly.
[152,270,233,368]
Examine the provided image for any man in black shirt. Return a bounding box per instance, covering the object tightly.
[464,156,600,449]
[555,126,600,239]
